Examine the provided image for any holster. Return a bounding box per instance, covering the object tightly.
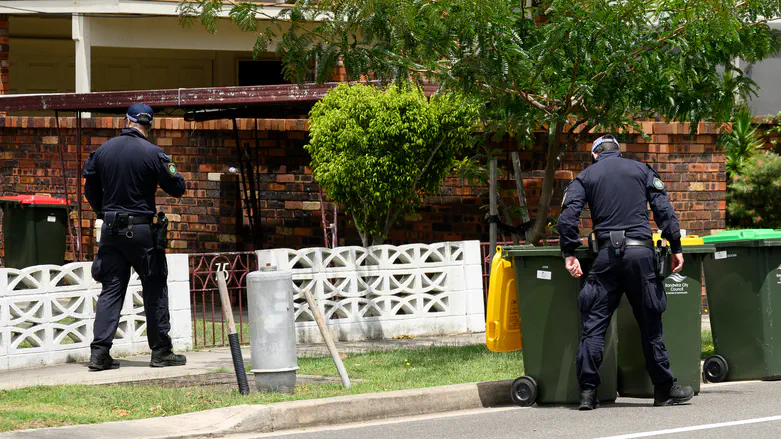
[654,240,670,277]
[152,212,169,251]
[588,231,599,256]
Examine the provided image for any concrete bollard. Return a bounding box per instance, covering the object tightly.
[247,266,299,393]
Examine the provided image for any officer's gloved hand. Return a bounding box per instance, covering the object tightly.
[565,256,583,278]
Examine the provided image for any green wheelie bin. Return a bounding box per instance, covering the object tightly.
[0,195,70,268]
[502,245,618,406]
[701,229,781,383]
[616,240,714,397]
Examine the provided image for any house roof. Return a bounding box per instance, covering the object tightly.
[0,1,289,17]
[0,82,441,120]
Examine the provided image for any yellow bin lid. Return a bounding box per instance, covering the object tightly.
[652,233,704,246]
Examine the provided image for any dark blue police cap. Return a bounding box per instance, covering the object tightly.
[127,103,154,125]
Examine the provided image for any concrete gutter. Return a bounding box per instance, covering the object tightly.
[0,380,514,439]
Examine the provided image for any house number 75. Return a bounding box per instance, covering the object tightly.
[215,263,230,282]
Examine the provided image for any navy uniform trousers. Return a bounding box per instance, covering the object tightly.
[90,223,173,354]
[576,246,674,389]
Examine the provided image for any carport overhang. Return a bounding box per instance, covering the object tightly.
[0,82,440,120]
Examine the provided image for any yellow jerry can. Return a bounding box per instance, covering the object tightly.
[486,246,522,352]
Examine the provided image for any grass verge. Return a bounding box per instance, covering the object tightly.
[0,345,523,432]
[2,322,717,431]
[701,329,714,359]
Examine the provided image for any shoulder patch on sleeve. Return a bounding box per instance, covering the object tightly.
[653,177,665,191]
[167,162,178,176]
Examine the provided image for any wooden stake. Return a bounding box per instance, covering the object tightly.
[302,289,352,389]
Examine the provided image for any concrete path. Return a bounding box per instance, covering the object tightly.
[0,311,713,391]
[702,313,711,332]
[0,332,485,390]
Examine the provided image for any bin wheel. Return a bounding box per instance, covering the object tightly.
[703,355,729,383]
[510,376,537,407]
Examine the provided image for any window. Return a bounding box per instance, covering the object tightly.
[237,60,287,86]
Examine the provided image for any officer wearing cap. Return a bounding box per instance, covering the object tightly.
[558,134,694,409]
[82,103,187,371]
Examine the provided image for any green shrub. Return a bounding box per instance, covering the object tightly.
[306,84,478,246]
[727,151,781,227]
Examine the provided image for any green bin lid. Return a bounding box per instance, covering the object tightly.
[502,245,591,259]
[680,244,715,254]
[702,229,781,247]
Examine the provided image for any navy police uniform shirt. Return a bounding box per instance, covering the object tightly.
[558,149,682,257]
[82,128,186,216]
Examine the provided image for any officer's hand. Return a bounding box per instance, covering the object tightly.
[565,256,583,278]
[671,253,684,273]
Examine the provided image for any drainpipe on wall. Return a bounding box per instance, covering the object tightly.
[0,14,9,108]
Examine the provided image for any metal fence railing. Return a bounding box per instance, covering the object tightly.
[189,252,257,348]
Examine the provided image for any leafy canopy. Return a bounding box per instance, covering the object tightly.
[181,0,781,241]
[306,84,478,245]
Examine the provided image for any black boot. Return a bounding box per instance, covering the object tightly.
[88,350,120,371]
[150,349,187,367]
[654,381,694,406]
[579,388,599,411]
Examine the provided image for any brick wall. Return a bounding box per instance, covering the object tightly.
[0,117,725,263]
[488,122,726,236]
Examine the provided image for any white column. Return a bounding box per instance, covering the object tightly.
[72,14,91,94]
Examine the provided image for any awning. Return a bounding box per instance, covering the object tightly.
[0,82,440,120]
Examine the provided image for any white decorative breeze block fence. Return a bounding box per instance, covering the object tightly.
[257,240,485,343]
[0,254,192,371]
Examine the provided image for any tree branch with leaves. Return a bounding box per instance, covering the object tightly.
[181,0,781,244]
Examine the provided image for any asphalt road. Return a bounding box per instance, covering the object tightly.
[218,380,781,439]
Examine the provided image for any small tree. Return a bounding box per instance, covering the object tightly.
[727,152,781,228]
[307,84,477,246]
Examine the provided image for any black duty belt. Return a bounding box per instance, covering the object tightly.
[598,238,654,250]
[98,213,153,224]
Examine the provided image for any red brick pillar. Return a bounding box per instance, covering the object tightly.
[331,58,347,82]
[0,14,8,111]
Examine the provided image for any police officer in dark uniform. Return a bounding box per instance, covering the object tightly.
[83,103,187,371]
[558,135,694,409]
